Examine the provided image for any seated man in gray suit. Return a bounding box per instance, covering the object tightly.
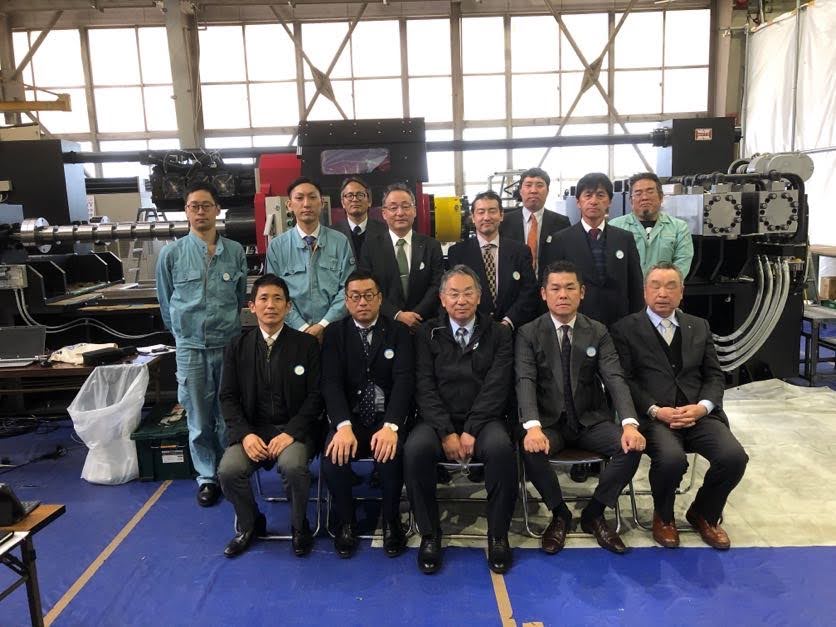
[611,262,748,550]
[516,260,645,555]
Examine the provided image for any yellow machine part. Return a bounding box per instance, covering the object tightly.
[433,196,462,243]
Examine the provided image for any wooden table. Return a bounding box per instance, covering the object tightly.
[801,304,836,385]
[0,504,66,627]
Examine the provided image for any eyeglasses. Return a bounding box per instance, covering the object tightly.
[342,191,368,201]
[384,203,415,213]
[444,289,479,301]
[347,291,380,303]
[186,202,217,212]
[631,188,659,199]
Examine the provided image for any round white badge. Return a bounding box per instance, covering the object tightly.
[586,346,597,357]
[384,349,395,360]
[294,365,305,376]
[222,272,231,281]
[419,261,426,270]
[512,271,521,281]
[615,250,625,260]
[546,235,553,244]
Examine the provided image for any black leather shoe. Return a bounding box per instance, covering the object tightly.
[382,519,406,557]
[418,534,442,574]
[570,464,589,483]
[197,483,221,507]
[541,515,568,554]
[488,536,512,574]
[224,514,266,558]
[334,523,358,558]
[580,515,628,554]
[292,519,314,557]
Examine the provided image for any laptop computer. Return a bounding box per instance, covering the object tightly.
[0,325,46,368]
[0,483,40,525]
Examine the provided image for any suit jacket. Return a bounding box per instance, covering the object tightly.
[330,217,388,261]
[610,309,728,427]
[515,312,637,431]
[500,208,570,273]
[446,236,539,329]
[415,311,514,438]
[320,314,414,431]
[358,230,444,321]
[543,222,644,327]
[220,326,323,446]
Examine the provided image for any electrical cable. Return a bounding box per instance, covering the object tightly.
[714,257,775,353]
[713,255,766,344]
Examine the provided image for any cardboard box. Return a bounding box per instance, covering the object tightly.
[820,276,836,301]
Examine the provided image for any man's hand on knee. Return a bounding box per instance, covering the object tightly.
[370,425,398,463]
[268,433,295,459]
[326,425,358,466]
[523,426,550,455]
[242,433,269,463]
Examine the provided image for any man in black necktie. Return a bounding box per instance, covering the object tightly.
[330,176,388,260]
[611,262,748,550]
[218,274,323,558]
[405,265,517,575]
[320,271,414,559]
[516,260,645,555]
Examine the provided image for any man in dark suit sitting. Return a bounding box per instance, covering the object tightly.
[447,190,538,330]
[359,182,444,332]
[405,265,517,575]
[320,271,414,559]
[516,260,645,555]
[611,262,748,550]
[330,176,388,260]
[218,274,323,558]
[543,172,643,328]
[499,167,570,277]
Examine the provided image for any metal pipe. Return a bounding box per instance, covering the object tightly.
[790,0,802,151]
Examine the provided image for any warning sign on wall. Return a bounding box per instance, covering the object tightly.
[694,128,713,141]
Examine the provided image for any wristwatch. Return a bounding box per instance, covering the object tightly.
[648,405,660,420]
[383,422,399,432]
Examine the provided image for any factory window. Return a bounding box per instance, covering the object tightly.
[462,127,508,192]
[409,77,453,123]
[407,19,451,77]
[462,17,505,123]
[612,122,657,181]
[424,129,455,198]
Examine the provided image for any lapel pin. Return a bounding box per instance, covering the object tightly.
[294,365,305,375]
[546,235,553,243]
[615,250,624,260]
[586,346,597,357]
[512,271,521,281]
[222,272,231,281]
[419,261,425,270]
[384,348,395,359]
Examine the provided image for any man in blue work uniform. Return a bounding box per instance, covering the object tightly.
[266,177,355,342]
[156,182,248,507]
[609,172,694,278]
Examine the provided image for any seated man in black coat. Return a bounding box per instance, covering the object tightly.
[218,274,323,558]
[321,271,414,559]
[611,262,748,550]
[405,264,517,575]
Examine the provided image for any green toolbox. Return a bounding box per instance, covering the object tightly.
[130,404,195,481]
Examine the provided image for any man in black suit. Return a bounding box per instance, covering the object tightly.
[543,172,643,328]
[321,271,414,559]
[517,260,645,555]
[611,262,748,550]
[405,265,517,575]
[499,167,570,276]
[359,182,443,331]
[218,274,323,558]
[330,176,388,260]
[447,190,539,330]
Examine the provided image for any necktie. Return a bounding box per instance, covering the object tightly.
[456,327,468,350]
[358,326,376,426]
[526,213,539,271]
[588,228,601,241]
[352,225,362,236]
[265,335,275,359]
[482,243,497,303]
[395,238,409,298]
[560,325,579,433]
[303,235,317,251]
[659,318,674,345]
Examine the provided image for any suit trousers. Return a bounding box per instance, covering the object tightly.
[642,417,748,524]
[522,421,641,511]
[403,421,518,538]
[218,440,315,532]
[321,424,405,526]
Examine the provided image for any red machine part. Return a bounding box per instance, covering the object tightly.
[254,153,301,254]
[415,182,431,236]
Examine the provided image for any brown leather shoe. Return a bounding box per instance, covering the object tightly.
[580,515,628,554]
[652,512,680,548]
[686,506,731,550]
[541,515,568,554]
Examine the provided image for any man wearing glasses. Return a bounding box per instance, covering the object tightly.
[320,271,414,559]
[331,176,387,259]
[359,182,443,331]
[609,172,694,278]
[266,177,355,342]
[405,265,517,575]
[542,172,643,328]
[156,182,248,507]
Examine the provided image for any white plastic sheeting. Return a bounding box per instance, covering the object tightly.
[744,1,836,253]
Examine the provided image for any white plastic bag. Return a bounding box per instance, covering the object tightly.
[68,364,149,485]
